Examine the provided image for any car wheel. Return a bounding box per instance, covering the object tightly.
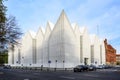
[79,69,81,72]
[74,70,76,72]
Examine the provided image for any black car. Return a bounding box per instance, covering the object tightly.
[3,65,11,69]
[88,65,96,71]
[74,65,89,72]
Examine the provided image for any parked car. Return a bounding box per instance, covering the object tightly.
[104,65,112,69]
[73,65,89,72]
[88,65,96,71]
[3,65,11,69]
[96,65,104,69]
[83,65,89,71]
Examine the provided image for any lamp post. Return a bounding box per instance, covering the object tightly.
[55,60,57,69]
[63,60,65,70]
[48,60,51,71]
[54,60,57,71]
[22,57,24,67]
[29,64,31,70]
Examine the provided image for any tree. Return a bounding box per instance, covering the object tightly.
[0,0,6,23]
[0,53,8,65]
[0,0,7,53]
[0,0,22,53]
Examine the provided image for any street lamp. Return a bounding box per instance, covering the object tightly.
[21,57,24,67]
[48,60,51,71]
[55,60,57,69]
[63,60,65,69]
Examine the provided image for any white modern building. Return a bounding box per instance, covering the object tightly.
[8,10,106,68]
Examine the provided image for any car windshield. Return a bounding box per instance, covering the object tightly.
[76,65,83,67]
[90,65,96,67]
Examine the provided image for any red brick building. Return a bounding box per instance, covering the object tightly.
[104,39,116,65]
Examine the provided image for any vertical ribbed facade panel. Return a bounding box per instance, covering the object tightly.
[42,23,51,67]
[8,10,106,68]
[20,31,36,66]
[36,28,44,66]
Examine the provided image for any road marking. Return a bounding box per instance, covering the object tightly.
[33,73,39,75]
[0,72,4,74]
[24,79,29,80]
[84,74,99,77]
[97,69,119,72]
[60,76,75,79]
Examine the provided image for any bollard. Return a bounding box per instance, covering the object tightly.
[41,65,43,71]
[65,68,67,71]
[54,68,56,71]
[41,68,43,71]
[47,68,49,71]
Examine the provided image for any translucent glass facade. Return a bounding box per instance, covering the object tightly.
[8,10,106,68]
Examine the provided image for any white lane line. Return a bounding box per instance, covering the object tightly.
[24,79,29,80]
[60,76,75,79]
[0,72,4,74]
[98,69,119,72]
[33,73,39,75]
[83,74,99,77]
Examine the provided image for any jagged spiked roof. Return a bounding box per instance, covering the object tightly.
[52,10,74,34]
[55,10,71,26]
[48,10,76,44]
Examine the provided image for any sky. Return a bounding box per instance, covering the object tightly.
[5,0,120,53]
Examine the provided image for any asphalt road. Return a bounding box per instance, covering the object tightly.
[0,67,120,80]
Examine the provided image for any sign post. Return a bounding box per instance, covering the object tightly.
[48,60,51,71]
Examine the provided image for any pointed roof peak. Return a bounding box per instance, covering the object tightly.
[41,27,45,34]
[59,9,67,18]
[59,9,67,19]
[61,9,65,14]
[54,10,70,28]
[71,23,77,29]
[52,10,76,36]
[36,26,44,36]
[28,30,36,38]
[47,21,54,30]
